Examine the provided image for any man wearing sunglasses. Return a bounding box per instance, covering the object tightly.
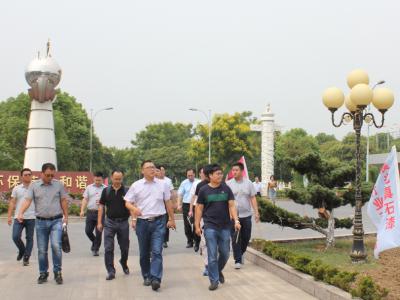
[18,163,69,285]
[7,168,35,266]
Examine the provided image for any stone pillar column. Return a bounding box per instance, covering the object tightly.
[261,104,275,196]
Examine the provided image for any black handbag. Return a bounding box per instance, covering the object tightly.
[61,224,71,253]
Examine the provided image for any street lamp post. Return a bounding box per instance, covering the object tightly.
[322,69,394,263]
[189,108,212,163]
[90,107,113,172]
[366,80,385,182]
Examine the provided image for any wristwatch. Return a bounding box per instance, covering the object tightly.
[235,219,240,224]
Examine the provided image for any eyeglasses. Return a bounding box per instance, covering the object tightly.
[22,173,32,176]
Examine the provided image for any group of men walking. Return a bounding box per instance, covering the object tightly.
[7,160,260,292]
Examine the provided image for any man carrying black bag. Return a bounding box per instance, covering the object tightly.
[61,223,70,253]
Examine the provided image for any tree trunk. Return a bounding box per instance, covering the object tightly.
[326,210,335,248]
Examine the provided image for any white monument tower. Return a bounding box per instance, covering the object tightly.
[251,104,276,195]
[24,41,62,171]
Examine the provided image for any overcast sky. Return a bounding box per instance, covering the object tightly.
[1,0,400,148]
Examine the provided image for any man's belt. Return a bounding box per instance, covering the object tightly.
[36,214,63,221]
[107,216,128,222]
[142,214,165,222]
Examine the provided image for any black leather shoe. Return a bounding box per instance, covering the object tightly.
[219,272,225,284]
[163,242,168,248]
[194,244,200,252]
[151,280,161,291]
[92,250,99,256]
[23,256,30,266]
[17,252,23,261]
[209,282,219,291]
[37,272,49,284]
[119,260,129,275]
[54,272,63,285]
[106,273,115,281]
[186,242,193,248]
[143,278,152,286]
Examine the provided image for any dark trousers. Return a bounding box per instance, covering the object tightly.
[12,219,35,257]
[104,217,130,274]
[231,216,252,263]
[182,203,200,245]
[85,210,104,251]
[136,215,166,282]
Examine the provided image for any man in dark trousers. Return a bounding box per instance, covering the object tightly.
[8,168,35,266]
[97,170,132,280]
[80,172,106,256]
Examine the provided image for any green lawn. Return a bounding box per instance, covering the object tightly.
[280,236,379,272]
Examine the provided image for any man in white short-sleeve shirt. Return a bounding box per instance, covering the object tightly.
[80,172,106,256]
[124,160,176,291]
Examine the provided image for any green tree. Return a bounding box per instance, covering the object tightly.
[131,122,195,182]
[191,111,259,172]
[0,91,112,173]
[274,129,319,182]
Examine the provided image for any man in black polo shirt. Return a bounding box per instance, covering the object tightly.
[97,170,131,280]
[195,164,241,291]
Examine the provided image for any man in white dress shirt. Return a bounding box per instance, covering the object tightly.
[125,160,176,292]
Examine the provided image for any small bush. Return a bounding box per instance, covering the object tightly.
[0,202,9,214]
[68,203,81,216]
[350,275,389,300]
[256,240,388,299]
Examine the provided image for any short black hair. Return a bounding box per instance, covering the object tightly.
[205,164,222,176]
[141,160,154,168]
[94,171,104,178]
[186,168,195,174]
[111,169,124,176]
[232,162,244,170]
[20,168,32,176]
[42,163,56,173]
[202,164,213,178]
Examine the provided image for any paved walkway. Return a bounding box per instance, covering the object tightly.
[0,219,315,300]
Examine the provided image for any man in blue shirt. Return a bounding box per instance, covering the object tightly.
[177,168,200,250]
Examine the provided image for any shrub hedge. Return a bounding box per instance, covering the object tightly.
[252,239,388,300]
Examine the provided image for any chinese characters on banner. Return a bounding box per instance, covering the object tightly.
[367,146,400,258]
[0,171,94,194]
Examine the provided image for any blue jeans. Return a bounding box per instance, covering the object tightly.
[136,215,166,282]
[36,218,63,273]
[12,219,35,257]
[204,227,231,284]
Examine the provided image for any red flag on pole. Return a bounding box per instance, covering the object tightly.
[226,156,249,181]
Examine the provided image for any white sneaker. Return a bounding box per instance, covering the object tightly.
[234,263,241,269]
